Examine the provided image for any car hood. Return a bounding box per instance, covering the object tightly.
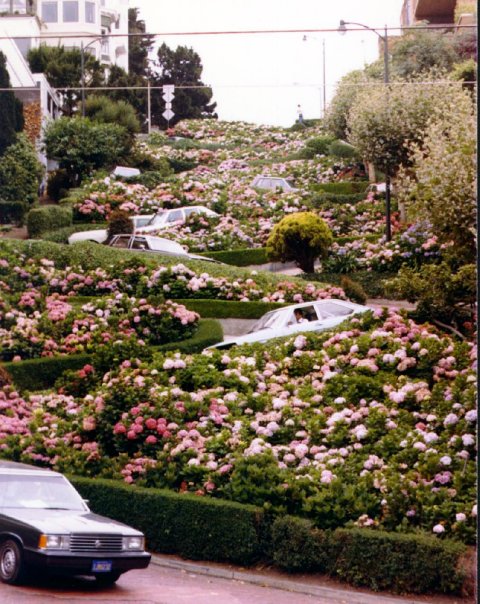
[4,508,142,536]
[68,229,108,244]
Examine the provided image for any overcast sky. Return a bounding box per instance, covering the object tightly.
[131,0,404,126]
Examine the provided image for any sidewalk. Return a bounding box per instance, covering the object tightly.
[150,553,473,604]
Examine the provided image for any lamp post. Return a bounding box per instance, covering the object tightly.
[80,36,105,117]
[338,20,392,241]
[302,34,326,119]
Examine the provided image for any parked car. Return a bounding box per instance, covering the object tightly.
[137,205,219,234]
[67,215,154,245]
[208,299,371,350]
[365,182,394,194]
[250,175,298,192]
[0,461,151,585]
[108,234,221,263]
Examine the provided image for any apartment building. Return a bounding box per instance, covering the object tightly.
[400,0,476,28]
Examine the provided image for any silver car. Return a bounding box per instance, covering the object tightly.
[208,299,370,350]
[108,234,220,263]
[251,176,298,192]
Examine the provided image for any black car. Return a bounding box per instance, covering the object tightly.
[0,461,151,585]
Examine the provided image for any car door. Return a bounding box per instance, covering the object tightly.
[110,235,131,249]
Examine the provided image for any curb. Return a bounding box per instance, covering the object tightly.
[150,554,435,604]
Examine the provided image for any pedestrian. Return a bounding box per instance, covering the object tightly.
[296,104,304,125]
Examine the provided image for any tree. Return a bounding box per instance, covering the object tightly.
[0,134,43,204]
[324,70,367,140]
[128,8,154,77]
[107,209,133,242]
[105,65,147,124]
[346,71,457,177]
[28,45,104,115]
[44,117,130,185]
[150,43,217,128]
[266,212,333,274]
[396,86,476,264]
[85,95,140,141]
[0,51,23,155]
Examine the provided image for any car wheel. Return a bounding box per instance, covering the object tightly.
[0,539,26,585]
[94,571,122,586]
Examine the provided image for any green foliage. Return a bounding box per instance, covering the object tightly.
[297,135,335,159]
[2,354,90,391]
[331,528,466,594]
[313,181,367,194]
[155,319,223,353]
[41,224,107,244]
[0,134,43,205]
[339,276,367,304]
[311,192,367,207]
[27,205,73,238]
[168,157,198,173]
[0,201,26,226]
[125,169,172,189]
[69,477,468,595]
[44,117,130,185]
[205,247,268,266]
[327,139,358,159]
[106,209,134,241]
[175,299,285,319]
[313,270,397,298]
[85,95,140,140]
[324,70,368,140]
[390,31,458,78]
[0,51,23,154]
[46,169,73,202]
[28,45,104,116]
[266,212,333,273]
[387,263,476,334]
[151,43,217,128]
[72,477,264,564]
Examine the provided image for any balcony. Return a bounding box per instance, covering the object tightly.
[413,0,456,24]
[0,0,36,15]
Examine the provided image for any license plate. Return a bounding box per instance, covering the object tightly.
[92,560,112,572]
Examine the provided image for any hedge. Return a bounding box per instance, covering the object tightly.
[314,270,398,299]
[0,200,26,225]
[203,247,268,266]
[27,205,73,238]
[175,299,286,319]
[70,478,468,595]
[40,223,107,244]
[2,319,222,390]
[312,181,368,194]
[311,192,367,206]
[71,477,265,565]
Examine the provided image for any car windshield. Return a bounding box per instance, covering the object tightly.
[249,310,284,332]
[0,474,86,510]
[147,213,167,227]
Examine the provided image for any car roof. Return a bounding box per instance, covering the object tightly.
[0,460,60,476]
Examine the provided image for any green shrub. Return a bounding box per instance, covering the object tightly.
[41,224,107,244]
[339,276,367,304]
[175,299,286,319]
[27,205,73,238]
[0,134,43,205]
[155,319,223,353]
[168,157,197,173]
[331,528,466,594]
[311,192,367,207]
[328,140,358,159]
[71,477,264,565]
[313,181,367,194]
[266,212,333,273]
[68,477,468,595]
[314,270,397,298]
[106,209,133,241]
[0,200,26,225]
[205,247,268,266]
[2,354,90,391]
[125,170,170,189]
[47,169,73,202]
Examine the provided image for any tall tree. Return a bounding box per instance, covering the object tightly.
[0,51,23,155]
[128,7,154,77]
[28,45,104,115]
[150,43,217,128]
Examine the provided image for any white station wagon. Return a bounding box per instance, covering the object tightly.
[208,299,371,350]
[250,176,298,192]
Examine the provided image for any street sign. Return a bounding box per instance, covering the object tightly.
[165,101,172,110]
[163,109,175,121]
[162,84,175,102]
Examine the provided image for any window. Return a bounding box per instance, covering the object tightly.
[111,236,130,249]
[85,1,95,23]
[14,37,32,59]
[63,0,78,22]
[166,210,182,223]
[41,1,58,22]
[317,302,353,318]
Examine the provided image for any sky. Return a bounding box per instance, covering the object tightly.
[131,0,405,127]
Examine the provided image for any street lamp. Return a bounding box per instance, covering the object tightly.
[80,35,106,117]
[338,20,392,241]
[302,34,326,119]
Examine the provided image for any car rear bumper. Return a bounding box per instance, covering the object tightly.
[24,549,151,575]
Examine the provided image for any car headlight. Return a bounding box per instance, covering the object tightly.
[122,536,145,551]
[38,534,71,550]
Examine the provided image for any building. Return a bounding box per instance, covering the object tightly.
[400,0,477,29]
[0,0,129,165]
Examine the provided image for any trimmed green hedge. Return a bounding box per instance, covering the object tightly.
[70,478,467,595]
[2,319,222,390]
[312,192,367,206]
[175,299,285,319]
[71,477,265,565]
[204,247,268,266]
[27,205,73,238]
[313,181,368,194]
[3,354,90,391]
[0,200,26,225]
[314,270,398,299]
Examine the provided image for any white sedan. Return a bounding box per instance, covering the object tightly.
[137,205,219,234]
[208,299,371,350]
[250,175,298,192]
[108,234,220,263]
[67,215,154,245]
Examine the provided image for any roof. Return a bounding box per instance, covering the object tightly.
[0,460,57,474]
